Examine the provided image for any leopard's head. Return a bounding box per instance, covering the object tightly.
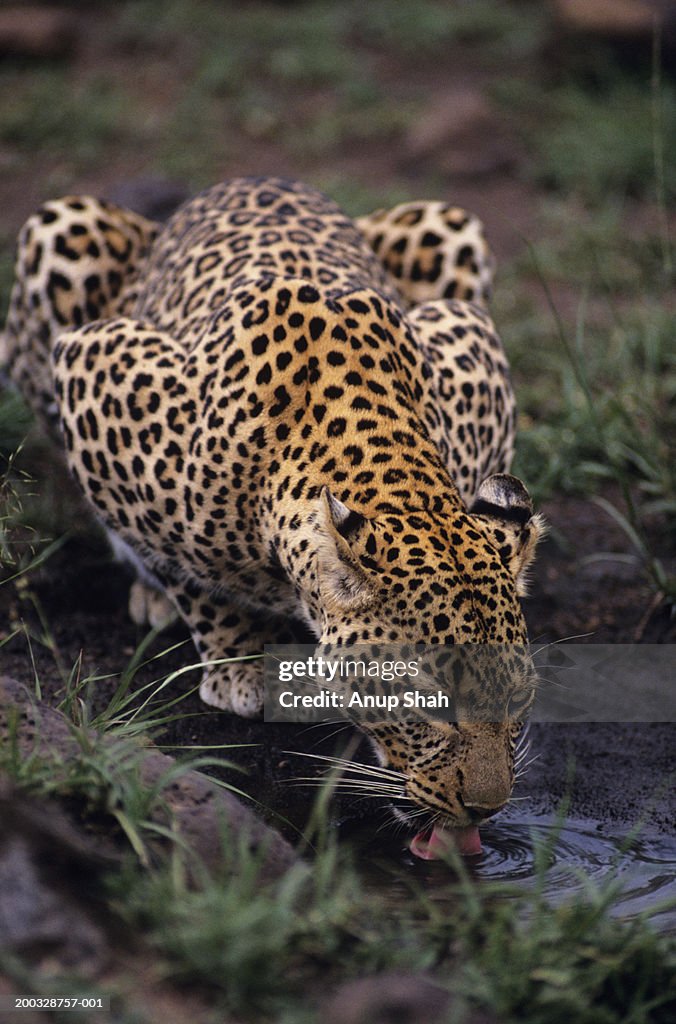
[312,474,544,830]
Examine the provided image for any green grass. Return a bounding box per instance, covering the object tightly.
[455,888,676,1024]
[0,0,547,189]
[0,0,668,206]
[0,393,33,460]
[0,638,247,862]
[54,810,676,1022]
[114,0,413,178]
[508,300,676,509]
[534,79,676,207]
[0,68,137,170]
[0,441,43,592]
[499,220,676,604]
[522,201,672,292]
[2,702,176,865]
[499,205,675,498]
[484,163,676,604]
[118,0,545,69]
[492,28,676,209]
[0,235,14,325]
[351,0,546,56]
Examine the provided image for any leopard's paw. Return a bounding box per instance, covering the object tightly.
[199,660,264,718]
[128,579,177,629]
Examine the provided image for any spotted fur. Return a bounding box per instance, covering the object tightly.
[2,177,544,827]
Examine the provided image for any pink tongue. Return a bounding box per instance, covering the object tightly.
[410,824,482,860]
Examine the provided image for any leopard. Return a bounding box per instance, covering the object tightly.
[1,176,544,839]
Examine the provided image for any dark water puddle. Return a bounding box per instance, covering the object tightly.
[344,814,676,934]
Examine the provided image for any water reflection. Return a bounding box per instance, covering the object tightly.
[343,814,676,933]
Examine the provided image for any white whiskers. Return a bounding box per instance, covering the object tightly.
[531,631,594,660]
[282,749,408,802]
[283,750,406,781]
[514,751,541,780]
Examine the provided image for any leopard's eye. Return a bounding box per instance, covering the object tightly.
[507,690,533,717]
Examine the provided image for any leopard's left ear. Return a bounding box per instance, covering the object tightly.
[470,474,546,596]
[313,487,375,610]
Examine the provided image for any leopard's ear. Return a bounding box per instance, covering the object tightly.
[314,488,374,610]
[470,474,545,596]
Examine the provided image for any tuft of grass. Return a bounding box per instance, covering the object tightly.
[112,838,423,1017]
[510,302,676,511]
[0,392,34,458]
[352,0,546,57]
[1,700,186,867]
[534,79,676,206]
[0,68,137,170]
[0,639,253,866]
[456,888,676,1023]
[502,226,676,608]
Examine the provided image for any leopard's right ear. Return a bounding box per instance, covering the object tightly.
[470,474,545,596]
[314,488,374,610]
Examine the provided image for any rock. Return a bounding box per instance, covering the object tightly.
[0,675,299,880]
[323,972,498,1024]
[0,781,110,974]
[138,742,299,877]
[0,6,77,59]
[0,780,243,1020]
[0,836,107,971]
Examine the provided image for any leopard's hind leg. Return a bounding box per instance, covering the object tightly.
[1,198,161,623]
[358,200,514,502]
[1,196,158,437]
[356,200,494,310]
[408,300,516,505]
